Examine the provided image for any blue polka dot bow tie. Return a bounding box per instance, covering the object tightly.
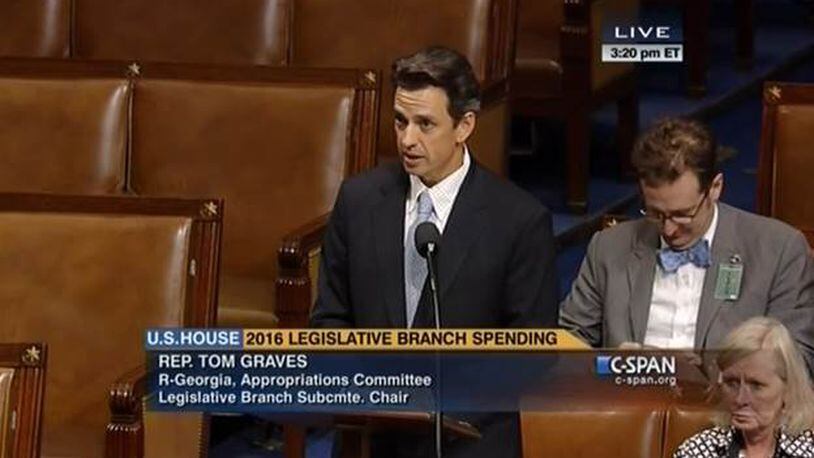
[657,239,711,274]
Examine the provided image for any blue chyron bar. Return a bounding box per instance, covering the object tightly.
[143,330,718,414]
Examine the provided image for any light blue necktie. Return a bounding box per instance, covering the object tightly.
[658,239,712,274]
[405,192,435,327]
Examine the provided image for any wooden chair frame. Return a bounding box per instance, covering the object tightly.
[0,193,223,458]
[512,0,639,213]
[0,343,47,458]
[756,82,814,248]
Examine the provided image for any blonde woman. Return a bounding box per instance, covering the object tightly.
[674,317,814,457]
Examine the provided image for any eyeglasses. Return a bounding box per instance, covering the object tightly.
[640,190,709,225]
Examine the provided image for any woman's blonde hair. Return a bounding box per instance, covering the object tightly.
[715,317,814,435]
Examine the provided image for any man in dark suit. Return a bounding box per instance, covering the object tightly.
[311,46,558,457]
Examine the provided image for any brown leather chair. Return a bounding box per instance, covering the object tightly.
[523,400,721,458]
[0,343,47,458]
[522,393,720,458]
[512,0,640,213]
[125,63,379,329]
[0,0,70,58]
[521,363,670,458]
[0,193,222,458]
[520,350,720,458]
[661,403,719,457]
[757,82,814,248]
[73,0,290,66]
[289,0,517,177]
[0,58,377,329]
[523,407,665,458]
[0,61,130,194]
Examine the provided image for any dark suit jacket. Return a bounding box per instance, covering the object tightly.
[312,160,558,329]
[311,159,558,457]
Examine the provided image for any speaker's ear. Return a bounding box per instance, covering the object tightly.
[454,111,476,145]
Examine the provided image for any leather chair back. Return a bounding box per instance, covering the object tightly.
[522,406,665,458]
[516,0,562,64]
[758,82,814,248]
[0,194,221,458]
[590,0,638,91]
[512,0,564,103]
[0,59,377,329]
[73,0,290,65]
[662,403,719,458]
[290,0,514,175]
[520,356,718,458]
[127,64,378,327]
[0,0,70,58]
[0,63,130,194]
[515,0,637,93]
[291,0,491,82]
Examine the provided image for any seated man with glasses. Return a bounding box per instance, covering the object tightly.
[560,117,814,372]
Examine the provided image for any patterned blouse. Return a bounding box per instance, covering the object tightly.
[673,427,814,458]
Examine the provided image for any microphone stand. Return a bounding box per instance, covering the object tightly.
[425,242,443,458]
[415,221,443,458]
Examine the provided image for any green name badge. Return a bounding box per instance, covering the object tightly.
[714,262,743,301]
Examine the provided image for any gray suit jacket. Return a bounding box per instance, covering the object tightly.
[560,203,814,369]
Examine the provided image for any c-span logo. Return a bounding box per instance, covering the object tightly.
[595,355,677,387]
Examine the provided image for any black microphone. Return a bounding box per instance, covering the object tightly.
[415,221,440,258]
[415,221,441,328]
[414,221,443,458]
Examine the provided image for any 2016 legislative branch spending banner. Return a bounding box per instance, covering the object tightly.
[144,328,588,413]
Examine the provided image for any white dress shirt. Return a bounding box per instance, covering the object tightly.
[644,204,719,349]
[403,147,471,243]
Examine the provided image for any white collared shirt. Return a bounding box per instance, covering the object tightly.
[403,147,471,243]
[644,204,719,349]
